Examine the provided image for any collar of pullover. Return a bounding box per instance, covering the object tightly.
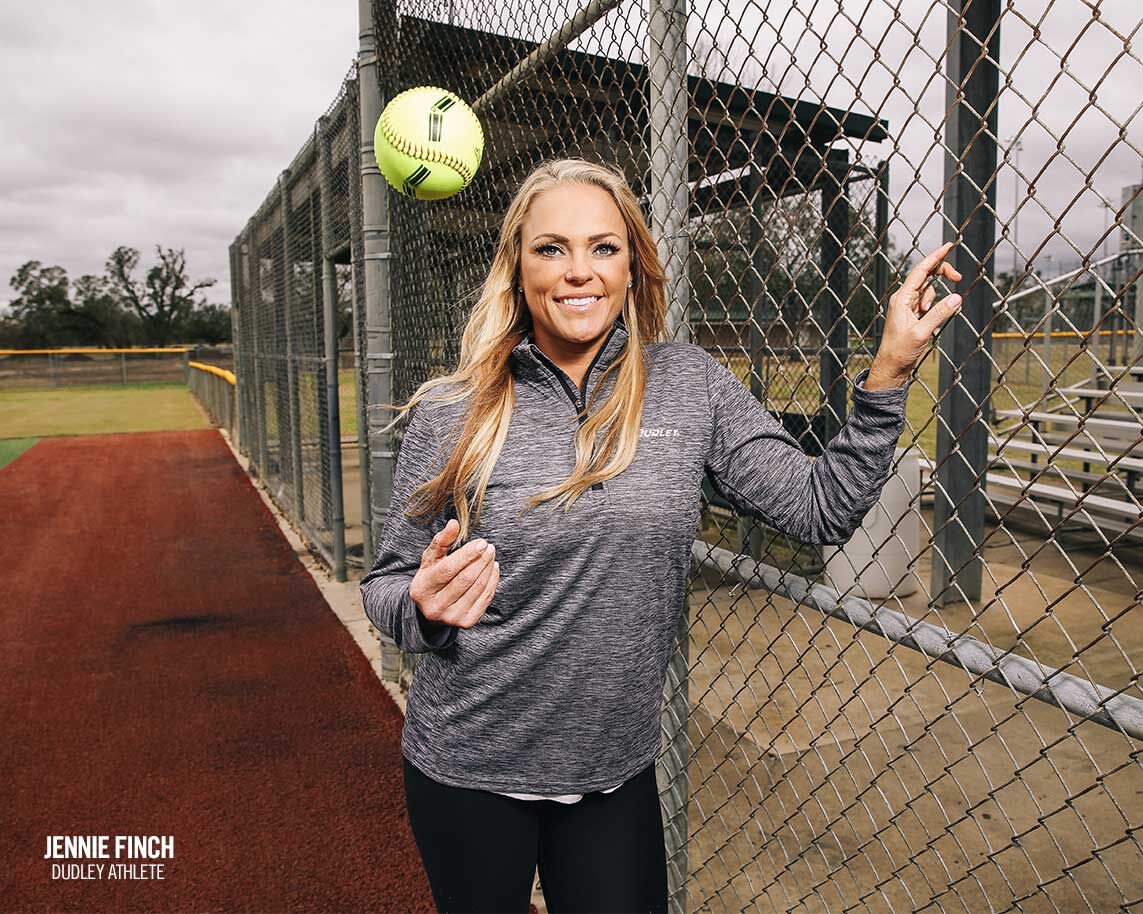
[509,316,629,403]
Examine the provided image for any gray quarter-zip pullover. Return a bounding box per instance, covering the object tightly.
[360,315,910,795]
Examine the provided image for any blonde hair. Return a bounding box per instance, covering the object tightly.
[380,157,669,543]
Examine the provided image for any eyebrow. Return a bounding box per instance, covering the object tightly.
[530,232,622,244]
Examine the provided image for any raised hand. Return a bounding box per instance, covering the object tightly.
[866,240,963,390]
[409,518,500,630]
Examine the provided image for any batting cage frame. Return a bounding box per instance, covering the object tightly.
[227,1,1143,910]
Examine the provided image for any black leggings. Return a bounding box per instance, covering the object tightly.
[402,755,669,914]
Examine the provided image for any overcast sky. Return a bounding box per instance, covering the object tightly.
[0,1,354,310]
[3,0,1141,313]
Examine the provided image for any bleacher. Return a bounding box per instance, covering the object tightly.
[987,369,1143,540]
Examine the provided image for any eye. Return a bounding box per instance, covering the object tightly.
[532,241,622,257]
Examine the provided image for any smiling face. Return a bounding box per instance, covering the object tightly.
[518,182,632,363]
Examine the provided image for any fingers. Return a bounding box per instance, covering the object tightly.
[457,559,500,628]
[919,280,937,315]
[418,534,493,621]
[918,292,963,335]
[434,546,496,629]
[902,241,963,295]
[901,241,953,292]
[422,517,460,565]
[447,547,496,619]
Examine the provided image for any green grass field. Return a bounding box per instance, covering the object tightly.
[0,382,211,440]
[3,340,1105,461]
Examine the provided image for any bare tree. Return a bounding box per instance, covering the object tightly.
[106,245,215,345]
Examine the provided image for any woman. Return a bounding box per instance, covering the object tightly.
[360,158,961,913]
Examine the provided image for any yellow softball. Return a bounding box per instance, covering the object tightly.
[374,86,484,200]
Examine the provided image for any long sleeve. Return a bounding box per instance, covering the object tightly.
[702,352,910,546]
[359,401,459,653]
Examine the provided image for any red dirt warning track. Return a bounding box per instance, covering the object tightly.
[0,429,435,912]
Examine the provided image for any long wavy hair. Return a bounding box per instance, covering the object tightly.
[379,157,669,543]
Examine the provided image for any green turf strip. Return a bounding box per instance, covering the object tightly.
[0,438,39,470]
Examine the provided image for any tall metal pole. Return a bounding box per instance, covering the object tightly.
[319,115,348,583]
[740,167,765,563]
[932,0,1001,606]
[1012,137,1022,275]
[820,153,850,444]
[359,0,402,679]
[346,77,374,568]
[228,240,244,452]
[279,172,306,519]
[648,0,692,908]
[247,219,270,475]
[874,159,890,347]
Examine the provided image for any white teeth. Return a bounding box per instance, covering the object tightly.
[560,296,600,305]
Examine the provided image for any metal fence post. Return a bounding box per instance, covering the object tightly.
[347,85,374,568]
[874,159,891,344]
[740,166,765,563]
[359,0,401,679]
[932,0,1000,605]
[247,220,270,476]
[319,114,348,583]
[228,241,244,453]
[821,154,851,442]
[279,172,306,519]
[649,0,692,907]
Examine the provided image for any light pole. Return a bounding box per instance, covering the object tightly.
[1008,136,1024,275]
[1102,199,1112,260]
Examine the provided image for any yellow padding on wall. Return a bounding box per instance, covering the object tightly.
[188,361,236,386]
[0,347,193,354]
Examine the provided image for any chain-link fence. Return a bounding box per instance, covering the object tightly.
[228,71,363,583]
[0,347,191,388]
[233,0,1143,910]
[362,1,1143,912]
[187,361,238,440]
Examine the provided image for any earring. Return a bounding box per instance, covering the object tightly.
[627,279,633,288]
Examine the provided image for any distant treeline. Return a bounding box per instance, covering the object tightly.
[1,245,231,348]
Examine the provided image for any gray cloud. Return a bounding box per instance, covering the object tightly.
[1,0,353,307]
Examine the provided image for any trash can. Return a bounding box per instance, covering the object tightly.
[822,447,921,600]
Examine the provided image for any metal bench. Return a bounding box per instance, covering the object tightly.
[992,409,1143,464]
[984,408,1143,539]
[985,472,1141,541]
